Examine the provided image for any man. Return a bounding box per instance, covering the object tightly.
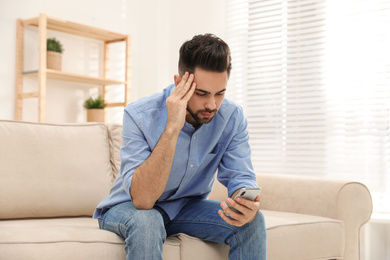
[94,34,267,260]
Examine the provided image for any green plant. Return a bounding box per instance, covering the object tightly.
[47,38,64,53]
[83,95,106,109]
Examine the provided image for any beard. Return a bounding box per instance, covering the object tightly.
[187,106,218,125]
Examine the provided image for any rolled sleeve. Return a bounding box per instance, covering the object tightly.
[217,108,258,197]
[119,110,152,198]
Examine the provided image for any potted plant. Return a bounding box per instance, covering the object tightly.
[47,37,64,70]
[83,95,106,122]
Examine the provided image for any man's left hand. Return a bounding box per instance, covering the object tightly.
[218,195,260,227]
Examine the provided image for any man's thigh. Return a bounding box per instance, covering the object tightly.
[166,199,240,245]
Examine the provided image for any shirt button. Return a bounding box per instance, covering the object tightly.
[193,136,196,140]
[190,164,194,168]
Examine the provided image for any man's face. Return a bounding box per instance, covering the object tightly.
[185,67,228,127]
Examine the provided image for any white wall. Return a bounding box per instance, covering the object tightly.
[0,0,226,123]
[362,218,390,260]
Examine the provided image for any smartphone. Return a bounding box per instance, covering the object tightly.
[225,187,262,216]
[233,187,262,201]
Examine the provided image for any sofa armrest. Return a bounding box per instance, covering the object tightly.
[210,173,371,219]
[258,173,372,260]
[257,174,371,219]
[209,173,372,260]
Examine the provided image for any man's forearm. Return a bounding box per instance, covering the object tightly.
[130,128,179,210]
[130,72,195,210]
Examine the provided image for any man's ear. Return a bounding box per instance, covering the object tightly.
[174,74,181,86]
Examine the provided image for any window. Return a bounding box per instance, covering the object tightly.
[226,0,390,213]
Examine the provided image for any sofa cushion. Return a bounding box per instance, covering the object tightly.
[0,121,114,219]
[264,210,345,260]
[0,209,344,260]
[0,210,344,260]
[171,210,345,260]
[172,233,229,260]
[0,217,180,260]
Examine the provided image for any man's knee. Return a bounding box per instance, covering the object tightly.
[126,209,167,239]
[253,211,266,228]
[101,202,166,243]
[250,211,267,241]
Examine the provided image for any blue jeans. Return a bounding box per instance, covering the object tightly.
[98,199,267,260]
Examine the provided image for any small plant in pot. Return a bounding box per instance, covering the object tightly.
[47,37,64,70]
[84,95,106,123]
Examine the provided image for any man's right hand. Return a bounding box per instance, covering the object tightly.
[165,72,196,134]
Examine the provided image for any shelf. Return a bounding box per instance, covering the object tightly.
[23,69,125,86]
[22,15,126,42]
[15,14,131,123]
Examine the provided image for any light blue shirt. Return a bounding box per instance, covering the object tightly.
[93,84,257,220]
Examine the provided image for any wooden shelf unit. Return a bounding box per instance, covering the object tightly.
[15,14,132,122]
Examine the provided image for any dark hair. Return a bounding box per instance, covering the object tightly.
[178,34,232,77]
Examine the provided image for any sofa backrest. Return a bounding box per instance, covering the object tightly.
[107,124,122,180]
[0,120,121,219]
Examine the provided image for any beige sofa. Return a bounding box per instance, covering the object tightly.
[0,120,372,260]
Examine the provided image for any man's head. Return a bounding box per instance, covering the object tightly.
[178,34,232,77]
[175,34,231,127]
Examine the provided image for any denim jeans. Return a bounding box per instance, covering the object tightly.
[98,199,267,260]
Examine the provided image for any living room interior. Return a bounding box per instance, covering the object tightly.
[0,0,389,259]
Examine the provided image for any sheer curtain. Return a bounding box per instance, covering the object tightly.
[226,0,390,213]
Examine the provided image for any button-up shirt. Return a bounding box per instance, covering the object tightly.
[93,84,257,220]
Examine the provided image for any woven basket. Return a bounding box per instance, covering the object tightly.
[47,51,62,70]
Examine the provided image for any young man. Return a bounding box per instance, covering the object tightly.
[94,34,267,260]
